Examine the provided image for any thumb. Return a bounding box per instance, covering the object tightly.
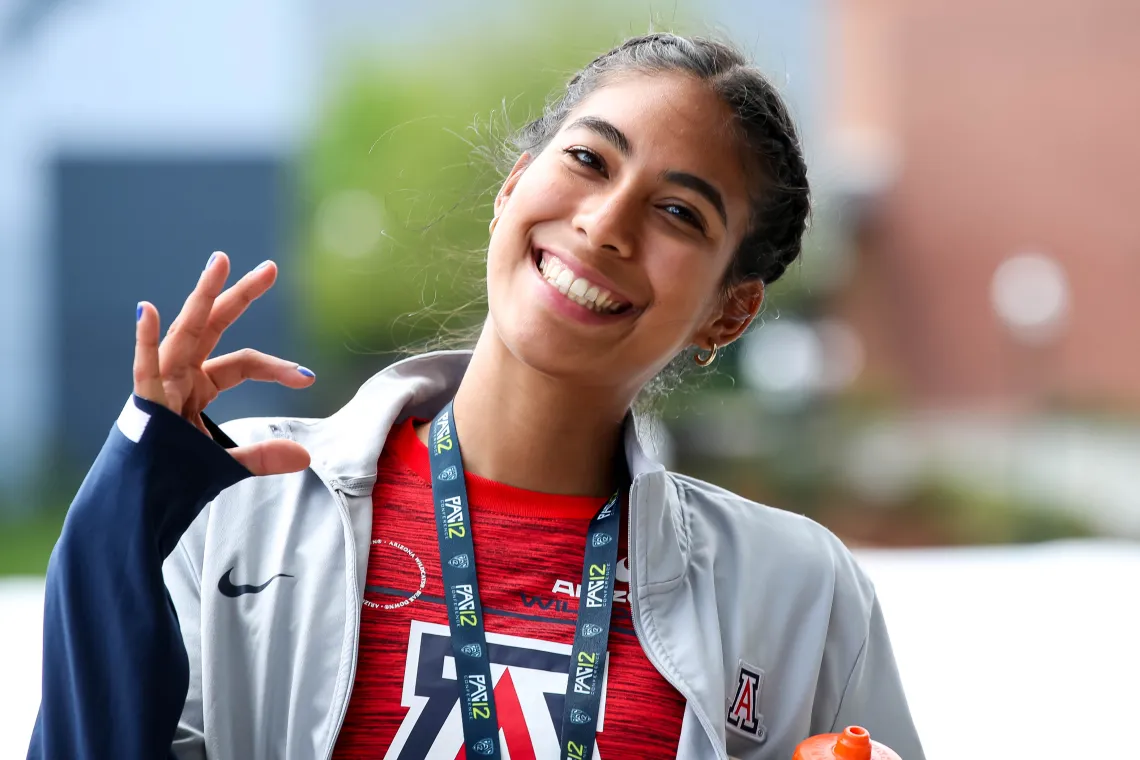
[230,440,311,476]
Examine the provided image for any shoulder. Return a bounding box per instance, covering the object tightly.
[216,414,303,445]
[665,471,878,700]
[668,471,876,616]
[169,415,327,558]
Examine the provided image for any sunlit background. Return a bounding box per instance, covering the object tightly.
[1,1,1138,757]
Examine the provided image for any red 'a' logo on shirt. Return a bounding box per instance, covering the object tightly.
[726,661,767,743]
[388,620,612,758]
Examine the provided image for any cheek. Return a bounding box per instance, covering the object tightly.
[504,159,578,222]
[646,247,726,318]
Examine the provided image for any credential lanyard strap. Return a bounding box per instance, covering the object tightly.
[427,401,621,760]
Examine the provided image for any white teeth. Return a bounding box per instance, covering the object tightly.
[555,269,573,293]
[536,250,627,314]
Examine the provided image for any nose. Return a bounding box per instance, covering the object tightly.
[572,184,637,259]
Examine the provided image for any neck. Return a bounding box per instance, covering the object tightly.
[420,327,632,497]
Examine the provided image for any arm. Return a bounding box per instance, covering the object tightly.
[26,396,251,760]
[830,595,925,760]
[26,252,311,759]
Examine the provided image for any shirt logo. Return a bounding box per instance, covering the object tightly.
[362,540,426,611]
[726,660,767,743]
[388,621,611,758]
[217,568,292,598]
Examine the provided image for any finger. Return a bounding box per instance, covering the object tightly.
[203,349,316,393]
[190,260,277,366]
[230,440,311,476]
[133,301,167,406]
[162,251,231,370]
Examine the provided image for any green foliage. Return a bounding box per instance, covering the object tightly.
[0,510,64,576]
[906,477,1098,545]
[299,3,702,362]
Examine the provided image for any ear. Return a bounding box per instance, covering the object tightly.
[493,153,533,218]
[692,280,765,350]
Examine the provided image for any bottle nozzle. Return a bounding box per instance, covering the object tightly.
[792,725,902,760]
[834,726,872,760]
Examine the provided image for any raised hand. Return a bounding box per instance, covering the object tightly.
[133,251,314,476]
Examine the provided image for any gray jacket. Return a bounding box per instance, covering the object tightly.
[163,351,924,759]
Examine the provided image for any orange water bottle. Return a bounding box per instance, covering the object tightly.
[793,726,902,760]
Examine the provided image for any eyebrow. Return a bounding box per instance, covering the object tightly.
[565,115,728,229]
[662,170,727,228]
[567,116,632,157]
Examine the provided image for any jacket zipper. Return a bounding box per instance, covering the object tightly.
[627,478,728,760]
[322,484,363,760]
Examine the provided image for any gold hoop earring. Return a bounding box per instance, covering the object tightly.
[488,216,499,236]
[694,343,719,367]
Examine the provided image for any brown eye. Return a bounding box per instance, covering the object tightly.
[564,146,607,176]
[662,203,705,232]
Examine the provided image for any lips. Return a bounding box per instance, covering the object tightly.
[534,249,633,315]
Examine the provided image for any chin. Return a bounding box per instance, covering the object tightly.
[493,314,602,381]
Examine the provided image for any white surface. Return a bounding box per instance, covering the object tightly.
[3,540,1138,759]
[857,541,1140,759]
[0,578,45,759]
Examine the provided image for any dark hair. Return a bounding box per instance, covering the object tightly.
[510,32,811,288]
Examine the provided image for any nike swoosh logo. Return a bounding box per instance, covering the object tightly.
[218,568,293,598]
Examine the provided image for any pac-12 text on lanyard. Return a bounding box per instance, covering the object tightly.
[427,401,622,760]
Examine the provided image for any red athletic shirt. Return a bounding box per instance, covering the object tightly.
[332,418,686,759]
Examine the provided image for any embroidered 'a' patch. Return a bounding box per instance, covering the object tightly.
[726,660,768,743]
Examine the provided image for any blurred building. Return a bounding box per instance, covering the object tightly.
[829,0,1140,411]
[820,0,1140,537]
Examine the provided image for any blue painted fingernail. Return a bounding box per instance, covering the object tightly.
[256,260,273,271]
[136,302,144,321]
[297,366,315,378]
[206,251,221,269]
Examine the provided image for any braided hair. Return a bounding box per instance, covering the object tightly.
[512,33,811,288]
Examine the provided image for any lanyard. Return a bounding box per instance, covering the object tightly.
[427,401,622,760]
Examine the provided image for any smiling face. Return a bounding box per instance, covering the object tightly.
[485,72,764,399]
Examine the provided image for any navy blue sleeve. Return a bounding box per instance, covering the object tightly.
[27,396,253,760]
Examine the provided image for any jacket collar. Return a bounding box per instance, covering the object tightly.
[279,350,667,493]
[282,351,694,718]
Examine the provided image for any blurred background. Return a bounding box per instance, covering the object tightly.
[1,0,1137,757]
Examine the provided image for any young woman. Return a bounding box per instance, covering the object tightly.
[29,34,923,760]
